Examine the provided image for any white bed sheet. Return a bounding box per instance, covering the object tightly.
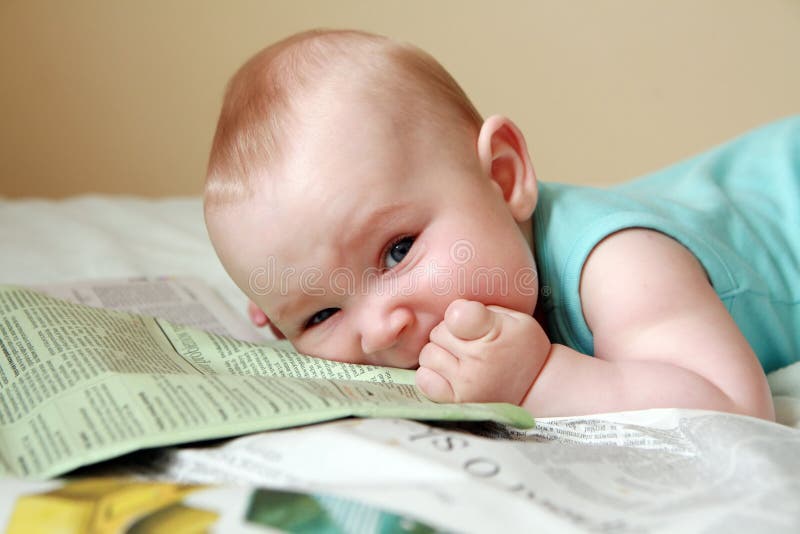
[1,195,248,317]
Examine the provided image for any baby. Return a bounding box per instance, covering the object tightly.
[205,29,800,421]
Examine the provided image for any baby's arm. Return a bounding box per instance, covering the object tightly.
[523,228,774,419]
[524,229,774,419]
[418,228,775,420]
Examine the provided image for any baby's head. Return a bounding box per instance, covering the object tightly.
[204,29,540,367]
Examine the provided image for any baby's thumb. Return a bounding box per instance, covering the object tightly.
[444,299,497,341]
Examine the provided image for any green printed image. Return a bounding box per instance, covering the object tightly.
[245,488,440,534]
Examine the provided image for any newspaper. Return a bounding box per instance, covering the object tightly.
[0,280,533,480]
[2,278,799,532]
[32,276,265,342]
[81,409,800,533]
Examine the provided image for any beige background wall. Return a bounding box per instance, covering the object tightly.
[1,0,798,198]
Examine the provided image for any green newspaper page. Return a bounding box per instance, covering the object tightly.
[0,286,533,479]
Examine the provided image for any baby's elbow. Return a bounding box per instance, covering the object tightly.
[726,379,775,422]
[703,354,776,422]
[740,395,776,422]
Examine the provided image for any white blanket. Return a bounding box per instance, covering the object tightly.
[1,195,247,315]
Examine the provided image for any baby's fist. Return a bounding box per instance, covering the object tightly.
[417,299,550,405]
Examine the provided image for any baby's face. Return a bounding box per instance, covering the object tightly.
[209,95,538,368]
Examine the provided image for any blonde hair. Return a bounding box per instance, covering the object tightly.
[204,29,483,208]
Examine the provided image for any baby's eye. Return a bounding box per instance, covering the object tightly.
[304,308,339,329]
[384,236,415,269]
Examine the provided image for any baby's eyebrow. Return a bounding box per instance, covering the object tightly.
[341,202,411,250]
[269,296,307,331]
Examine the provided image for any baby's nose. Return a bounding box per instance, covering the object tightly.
[360,306,414,358]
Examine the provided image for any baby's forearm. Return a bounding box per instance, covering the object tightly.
[521,344,775,420]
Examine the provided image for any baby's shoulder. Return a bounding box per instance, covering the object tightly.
[579,227,716,343]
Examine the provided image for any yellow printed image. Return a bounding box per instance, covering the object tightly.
[6,478,217,534]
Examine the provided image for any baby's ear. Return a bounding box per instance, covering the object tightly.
[477,115,538,221]
[248,300,286,340]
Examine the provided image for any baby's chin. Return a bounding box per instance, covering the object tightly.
[382,338,429,370]
[386,350,424,370]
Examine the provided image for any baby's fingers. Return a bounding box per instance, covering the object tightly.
[416,367,454,403]
[416,342,459,403]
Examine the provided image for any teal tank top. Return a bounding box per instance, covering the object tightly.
[533,116,800,373]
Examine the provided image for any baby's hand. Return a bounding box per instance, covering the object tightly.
[416,299,550,405]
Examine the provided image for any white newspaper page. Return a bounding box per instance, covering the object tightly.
[92,409,800,533]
